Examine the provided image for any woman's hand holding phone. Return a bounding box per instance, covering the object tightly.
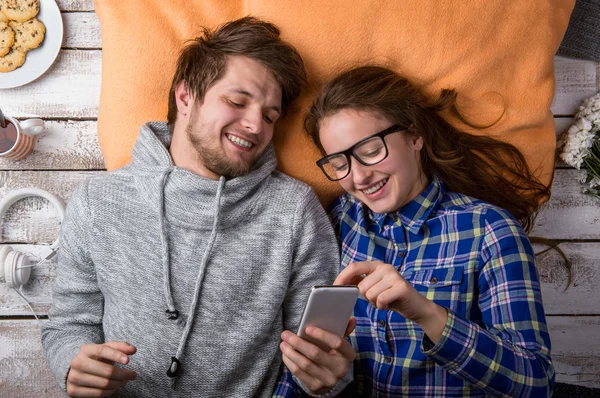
[280,319,356,394]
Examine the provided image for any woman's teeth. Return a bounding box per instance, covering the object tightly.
[362,179,387,194]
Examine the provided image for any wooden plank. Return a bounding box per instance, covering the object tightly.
[548,316,600,389]
[0,245,57,316]
[537,243,600,315]
[0,317,596,394]
[0,50,101,119]
[63,12,101,49]
[0,121,104,170]
[551,56,598,116]
[0,170,101,244]
[0,320,64,398]
[57,0,94,12]
[533,169,600,239]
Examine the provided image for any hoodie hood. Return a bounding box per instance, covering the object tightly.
[130,121,277,230]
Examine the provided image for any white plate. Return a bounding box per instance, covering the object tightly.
[0,0,64,89]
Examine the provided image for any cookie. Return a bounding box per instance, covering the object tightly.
[9,17,45,52]
[0,21,14,56]
[0,47,25,72]
[0,2,7,23]
[1,0,39,23]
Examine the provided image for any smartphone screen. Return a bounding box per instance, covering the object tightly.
[296,285,359,351]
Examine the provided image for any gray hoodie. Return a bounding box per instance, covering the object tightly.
[42,122,340,397]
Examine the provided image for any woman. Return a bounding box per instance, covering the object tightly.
[279,66,554,397]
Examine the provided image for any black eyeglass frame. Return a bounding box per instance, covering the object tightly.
[316,124,407,181]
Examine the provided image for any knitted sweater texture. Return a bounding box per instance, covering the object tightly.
[42,122,339,397]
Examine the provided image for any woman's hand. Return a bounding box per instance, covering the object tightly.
[280,319,356,394]
[335,260,448,342]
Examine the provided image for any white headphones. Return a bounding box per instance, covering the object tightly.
[0,188,65,289]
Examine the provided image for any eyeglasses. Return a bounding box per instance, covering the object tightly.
[316,124,406,181]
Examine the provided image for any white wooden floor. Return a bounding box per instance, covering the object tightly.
[0,1,599,396]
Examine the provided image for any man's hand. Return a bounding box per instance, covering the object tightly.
[66,341,137,397]
[335,260,448,343]
[280,319,356,394]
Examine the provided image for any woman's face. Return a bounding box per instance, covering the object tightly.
[319,109,429,213]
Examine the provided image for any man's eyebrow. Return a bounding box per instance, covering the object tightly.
[226,88,281,114]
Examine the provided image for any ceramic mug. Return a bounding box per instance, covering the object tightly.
[0,115,45,160]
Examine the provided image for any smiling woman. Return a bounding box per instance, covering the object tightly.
[282,65,557,397]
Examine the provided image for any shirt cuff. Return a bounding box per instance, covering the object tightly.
[293,361,353,397]
[421,308,478,371]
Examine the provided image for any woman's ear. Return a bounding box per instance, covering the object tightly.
[409,135,424,151]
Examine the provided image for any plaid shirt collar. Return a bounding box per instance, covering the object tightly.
[368,176,445,234]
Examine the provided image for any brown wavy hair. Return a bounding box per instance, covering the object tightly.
[167,16,307,127]
[304,66,550,233]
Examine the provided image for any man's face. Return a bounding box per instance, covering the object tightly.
[186,56,282,178]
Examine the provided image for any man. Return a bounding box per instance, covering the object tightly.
[42,17,342,397]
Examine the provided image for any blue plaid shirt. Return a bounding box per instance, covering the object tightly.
[273,177,553,397]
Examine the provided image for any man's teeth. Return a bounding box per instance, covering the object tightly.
[227,135,253,148]
[363,179,387,194]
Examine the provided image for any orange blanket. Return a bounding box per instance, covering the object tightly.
[95,0,574,206]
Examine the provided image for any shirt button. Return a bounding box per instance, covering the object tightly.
[384,355,392,363]
[397,251,405,259]
[378,320,385,327]
[430,277,439,284]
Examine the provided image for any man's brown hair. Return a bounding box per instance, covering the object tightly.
[167,16,307,127]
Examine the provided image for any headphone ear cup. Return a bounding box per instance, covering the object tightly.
[0,245,13,282]
[4,250,30,289]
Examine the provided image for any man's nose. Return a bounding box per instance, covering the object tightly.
[241,108,262,134]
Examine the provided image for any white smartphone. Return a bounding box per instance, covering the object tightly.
[297,285,359,351]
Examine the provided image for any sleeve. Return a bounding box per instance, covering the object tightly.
[272,366,306,397]
[421,207,554,397]
[273,188,352,396]
[41,182,105,392]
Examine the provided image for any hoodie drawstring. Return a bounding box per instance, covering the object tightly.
[163,175,226,378]
[159,168,180,322]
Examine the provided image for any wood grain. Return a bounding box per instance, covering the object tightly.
[548,316,600,389]
[552,56,598,116]
[532,169,600,240]
[1,50,101,119]
[57,0,94,12]
[537,243,600,315]
[0,121,104,170]
[0,320,65,398]
[63,12,101,49]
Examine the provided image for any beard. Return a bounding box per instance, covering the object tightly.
[185,117,262,179]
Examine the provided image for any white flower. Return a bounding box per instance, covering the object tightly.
[559,92,600,198]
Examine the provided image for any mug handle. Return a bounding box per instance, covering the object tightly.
[19,118,46,137]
